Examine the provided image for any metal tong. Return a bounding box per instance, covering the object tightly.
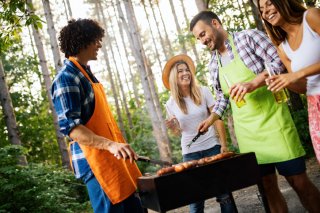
[187,131,205,148]
[137,156,172,166]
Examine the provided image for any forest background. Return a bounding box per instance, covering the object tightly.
[1,0,319,212]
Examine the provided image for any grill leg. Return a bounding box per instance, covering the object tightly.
[257,182,270,213]
[228,192,238,213]
[143,208,148,213]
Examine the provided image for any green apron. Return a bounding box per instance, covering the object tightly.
[217,35,305,164]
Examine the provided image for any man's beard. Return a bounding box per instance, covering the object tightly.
[210,26,224,51]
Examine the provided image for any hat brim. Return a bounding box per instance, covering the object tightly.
[162,54,195,90]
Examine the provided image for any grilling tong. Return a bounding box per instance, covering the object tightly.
[137,132,205,165]
[187,131,205,148]
[137,156,172,166]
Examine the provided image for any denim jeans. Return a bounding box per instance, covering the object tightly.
[82,170,144,213]
[183,145,236,213]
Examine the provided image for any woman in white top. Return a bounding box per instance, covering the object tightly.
[259,0,320,164]
[162,54,235,213]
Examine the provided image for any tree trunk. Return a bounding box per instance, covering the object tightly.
[168,0,187,53]
[100,3,134,130]
[111,1,141,108]
[0,59,28,166]
[145,57,171,139]
[28,0,70,169]
[114,67,134,130]
[142,1,164,70]
[117,0,172,162]
[235,0,247,29]
[239,0,254,27]
[62,0,70,20]
[95,1,127,140]
[153,1,174,57]
[248,0,265,31]
[180,0,200,63]
[41,0,62,72]
[101,1,132,96]
[64,0,73,19]
[27,26,37,56]
[101,45,127,140]
[141,1,171,142]
[195,0,208,11]
[147,0,169,61]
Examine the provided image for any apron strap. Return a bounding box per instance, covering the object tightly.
[217,34,238,69]
[68,57,93,83]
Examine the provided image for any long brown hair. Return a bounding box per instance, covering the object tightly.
[169,61,202,114]
[258,0,306,46]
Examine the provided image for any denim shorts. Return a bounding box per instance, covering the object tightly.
[182,145,236,213]
[183,145,221,162]
[259,156,306,177]
[82,170,143,213]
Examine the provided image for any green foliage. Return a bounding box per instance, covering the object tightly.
[167,134,183,163]
[121,93,184,175]
[290,96,314,158]
[0,0,43,53]
[120,100,160,174]
[0,145,91,213]
[0,44,59,164]
[158,91,183,164]
[208,0,253,32]
[304,0,320,7]
[0,144,28,166]
[2,44,40,88]
[195,60,210,87]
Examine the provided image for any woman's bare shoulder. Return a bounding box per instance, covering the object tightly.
[306,8,320,34]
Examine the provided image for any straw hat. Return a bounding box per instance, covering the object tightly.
[162,54,195,90]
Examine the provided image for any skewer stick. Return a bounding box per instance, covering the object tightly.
[165,104,172,118]
[264,62,273,77]
[223,74,231,88]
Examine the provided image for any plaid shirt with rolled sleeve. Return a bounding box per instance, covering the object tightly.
[51,59,98,179]
[208,29,285,117]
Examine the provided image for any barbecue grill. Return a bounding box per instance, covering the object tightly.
[137,152,270,213]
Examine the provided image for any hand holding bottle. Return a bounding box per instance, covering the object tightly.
[223,74,246,108]
[265,63,289,104]
[165,105,181,135]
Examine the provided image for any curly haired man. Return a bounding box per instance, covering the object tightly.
[51,19,143,213]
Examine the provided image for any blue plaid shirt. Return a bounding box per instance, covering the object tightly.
[208,29,285,117]
[51,59,98,179]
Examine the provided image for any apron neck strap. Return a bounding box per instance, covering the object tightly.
[216,34,238,68]
[68,57,93,83]
[227,34,238,57]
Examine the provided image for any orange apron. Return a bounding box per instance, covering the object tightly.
[68,57,142,204]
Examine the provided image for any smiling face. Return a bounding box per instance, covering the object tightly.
[90,39,102,60]
[176,63,192,88]
[259,0,283,26]
[80,39,102,61]
[192,19,224,51]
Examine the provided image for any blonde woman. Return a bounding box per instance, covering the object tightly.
[162,54,235,213]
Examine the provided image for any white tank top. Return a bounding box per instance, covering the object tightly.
[281,10,320,95]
